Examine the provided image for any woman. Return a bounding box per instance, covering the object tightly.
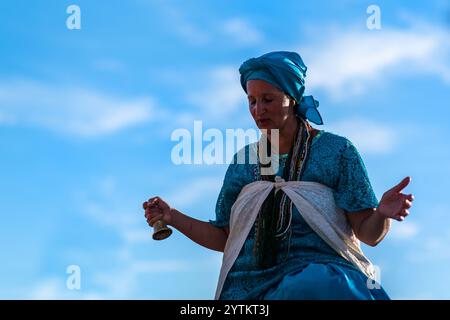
[143,51,414,300]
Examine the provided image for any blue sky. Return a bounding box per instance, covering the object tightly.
[0,0,449,299]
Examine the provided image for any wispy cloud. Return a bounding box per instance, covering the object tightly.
[0,79,157,137]
[92,58,125,73]
[29,278,102,300]
[407,229,450,263]
[122,228,153,244]
[79,175,219,242]
[301,23,450,98]
[142,0,211,46]
[75,176,151,245]
[221,18,264,45]
[68,175,217,299]
[82,202,141,233]
[325,118,398,154]
[167,176,223,210]
[388,221,420,241]
[29,278,67,300]
[161,6,210,45]
[187,67,246,120]
[91,256,194,299]
[28,256,195,299]
[144,1,264,47]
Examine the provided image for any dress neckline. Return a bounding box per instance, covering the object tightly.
[279,130,324,158]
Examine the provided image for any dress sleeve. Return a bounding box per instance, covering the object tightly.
[334,139,379,212]
[209,153,244,228]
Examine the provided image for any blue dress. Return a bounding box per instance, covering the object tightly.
[209,130,390,300]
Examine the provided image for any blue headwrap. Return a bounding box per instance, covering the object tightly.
[239,51,323,125]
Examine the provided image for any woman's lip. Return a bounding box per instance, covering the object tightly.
[258,119,270,123]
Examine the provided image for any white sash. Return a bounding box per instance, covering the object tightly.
[214,178,376,300]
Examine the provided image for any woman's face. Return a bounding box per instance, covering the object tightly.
[246,79,295,130]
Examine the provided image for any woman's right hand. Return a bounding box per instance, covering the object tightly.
[143,196,174,227]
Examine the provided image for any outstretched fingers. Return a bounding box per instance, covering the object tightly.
[390,176,411,194]
[404,199,413,209]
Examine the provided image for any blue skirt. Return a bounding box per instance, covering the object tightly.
[263,262,390,300]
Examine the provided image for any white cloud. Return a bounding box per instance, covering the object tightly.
[325,118,397,154]
[72,175,213,298]
[0,79,157,137]
[389,221,420,241]
[144,0,210,45]
[92,58,125,72]
[146,1,265,47]
[29,278,65,299]
[222,18,264,45]
[406,229,450,264]
[28,257,194,299]
[83,202,140,231]
[95,176,117,197]
[167,176,223,209]
[170,16,210,46]
[77,175,216,245]
[187,67,246,119]
[91,257,193,298]
[29,278,102,300]
[301,24,450,98]
[78,175,219,244]
[79,177,149,244]
[122,228,153,244]
[81,199,158,245]
[408,237,450,263]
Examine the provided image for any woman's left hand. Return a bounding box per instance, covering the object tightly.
[377,176,414,221]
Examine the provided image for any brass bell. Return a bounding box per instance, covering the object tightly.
[152,220,172,240]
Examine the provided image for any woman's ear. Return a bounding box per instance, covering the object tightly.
[282,95,296,108]
[289,98,297,114]
[287,99,297,117]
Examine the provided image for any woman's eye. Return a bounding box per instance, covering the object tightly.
[248,99,272,106]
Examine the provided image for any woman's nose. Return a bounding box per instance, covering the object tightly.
[254,101,265,116]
